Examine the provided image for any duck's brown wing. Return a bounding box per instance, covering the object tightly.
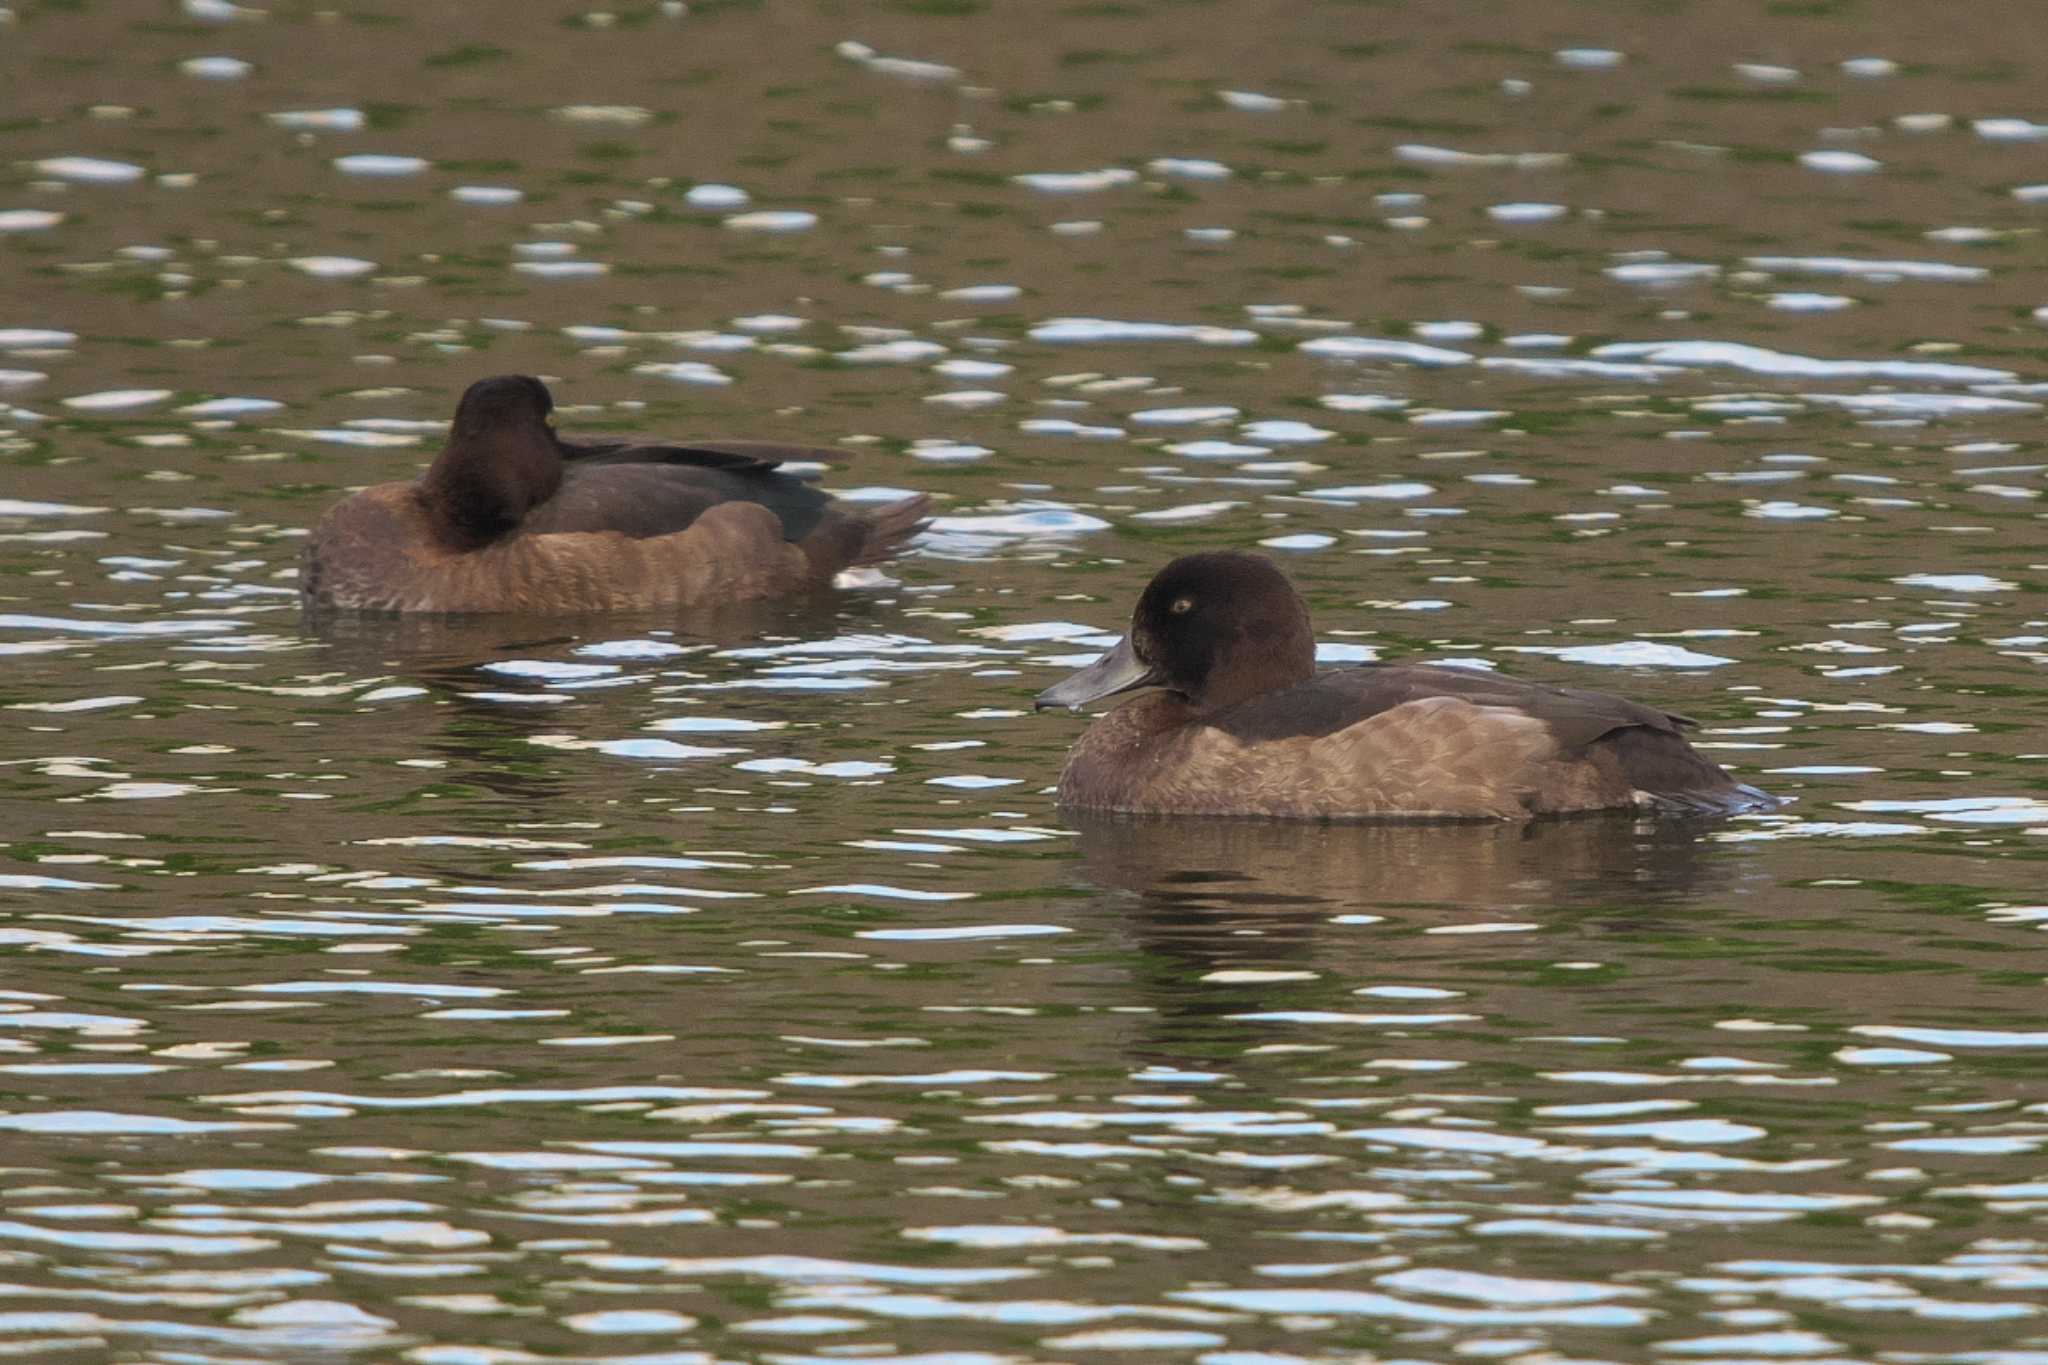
[558,437,849,476]
[1216,664,1687,748]
[519,461,836,542]
[1214,664,1766,817]
[1369,664,1694,751]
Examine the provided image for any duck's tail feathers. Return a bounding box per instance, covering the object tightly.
[847,493,931,567]
[797,494,931,581]
[1644,781,1784,817]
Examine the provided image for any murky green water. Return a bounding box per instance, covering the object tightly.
[4,1,2047,1360]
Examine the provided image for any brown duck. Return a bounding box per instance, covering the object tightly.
[301,374,928,613]
[1035,551,1776,821]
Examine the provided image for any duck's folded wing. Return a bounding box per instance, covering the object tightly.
[522,462,834,541]
[1217,663,1689,750]
[1278,665,1757,816]
[559,438,851,477]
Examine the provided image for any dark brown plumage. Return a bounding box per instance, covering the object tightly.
[1035,551,1776,821]
[300,375,928,613]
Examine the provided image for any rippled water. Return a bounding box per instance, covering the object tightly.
[4,2,2047,1360]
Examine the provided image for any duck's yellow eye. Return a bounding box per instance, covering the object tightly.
[1170,596,1194,615]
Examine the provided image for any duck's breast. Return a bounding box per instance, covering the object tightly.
[301,484,434,611]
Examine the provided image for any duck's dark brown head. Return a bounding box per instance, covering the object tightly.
[1036,551,1317,714]
[417,375,564,546]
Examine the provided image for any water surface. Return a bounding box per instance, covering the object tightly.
[4,2,2047,1360]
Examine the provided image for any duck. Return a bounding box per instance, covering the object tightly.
[1034,551,1776,821]
[300,374,929,613]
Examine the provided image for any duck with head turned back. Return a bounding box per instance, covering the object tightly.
[1035,551,1778,821]
[300,374,929,614]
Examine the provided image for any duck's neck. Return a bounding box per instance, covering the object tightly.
[418,428,563,545]
[1185,608,1315,714]
[1063,691,1197,806]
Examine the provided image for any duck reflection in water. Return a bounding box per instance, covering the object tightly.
[305,596,864,808]
[1065,811,1743,1054]
[1069,810,1731,936]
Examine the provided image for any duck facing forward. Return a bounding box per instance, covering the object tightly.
[1035,551,1775,821]
[301,374,929,613]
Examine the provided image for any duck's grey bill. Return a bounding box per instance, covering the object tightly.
[1034,635,1162,712]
